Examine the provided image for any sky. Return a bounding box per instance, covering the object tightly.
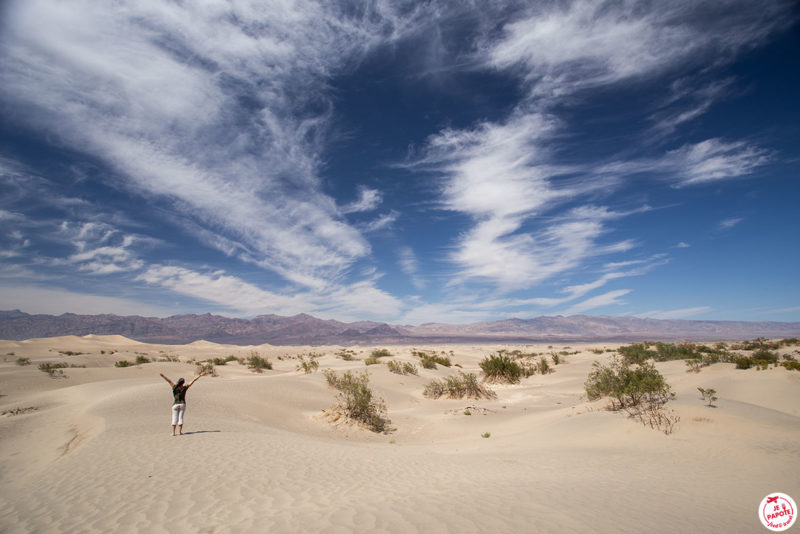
[1,0,799,325]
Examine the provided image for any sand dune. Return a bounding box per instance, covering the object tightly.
[1,339,798,533]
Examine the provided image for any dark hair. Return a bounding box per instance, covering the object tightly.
[177,377,185,386]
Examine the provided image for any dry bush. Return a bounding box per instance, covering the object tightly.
[423,372,496,400]
[386,360,418,375]
[324,370,390,433]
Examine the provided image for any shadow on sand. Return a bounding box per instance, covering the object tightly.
[181,430,221,435]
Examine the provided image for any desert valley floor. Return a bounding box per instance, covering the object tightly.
[1,336,799,533]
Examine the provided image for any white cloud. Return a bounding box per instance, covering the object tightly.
[0,284,177,316]
[398,246,425,289]
[342,187,383,214]
[676,242,691,248]
[361,211,400,233]
[560,289,632,315]
[636,306,712,319]
[135,264,404,321]
[669,139,771,185]
[719,217,743,230]
[483,1,791,100]
[0,1,432,290]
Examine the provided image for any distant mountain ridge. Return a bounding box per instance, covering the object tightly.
[1,310,798,345]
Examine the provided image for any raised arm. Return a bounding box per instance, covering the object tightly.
[160,373,175,387]
[186,371,206,388]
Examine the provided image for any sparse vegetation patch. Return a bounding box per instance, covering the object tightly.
[386,360,418,375]
[585,356,678,434]
[323,370,390,433]
[480,354,522,383]
[247,351,272,373]
[16,357,31,366]
[423,372,496,400]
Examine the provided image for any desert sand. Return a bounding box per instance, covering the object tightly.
[1,336,798,533]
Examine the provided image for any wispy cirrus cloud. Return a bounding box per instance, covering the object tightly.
[636,306,712,320]
[719,217,743,231]
[135,264,404,320]
[560,289,632,316]
[415,0,790,296]
[0,1,434,293]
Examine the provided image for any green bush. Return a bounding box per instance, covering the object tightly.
[781,361,800,371]
[697,387,718,407]
[247,352,272,373]
[371,348,393,358]
[296,356,320,374]
[325,370,390,433]
[585,357,672,410]
[480,354,522,383]
[335,349,356,361]
[39,362,68,377]
[196,361,216,376]
[423,372,496,400]
[386,360,418,375]
[618,344,657,365]
[538,356,552,375]
[135,355,150,365]
[363,356,381,366]
[412,350,452,368]
[16,357,31,366]
[751,349,778,362]
[115,360,133,368]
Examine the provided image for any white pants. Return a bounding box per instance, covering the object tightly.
[171,403,186,425]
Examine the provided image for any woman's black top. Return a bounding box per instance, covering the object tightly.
[173,385,188,404]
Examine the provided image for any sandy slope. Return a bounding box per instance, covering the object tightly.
[0,337,798,533]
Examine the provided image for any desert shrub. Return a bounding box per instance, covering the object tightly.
[325,370,390,433]
[247,352,272,373]
[296,355,320,374]
[211,357,230,366]
[618,343,657,365]
[538,356,552,375]
[423,372,496,400]
[590,348,605,354]
[322,368,338,387]
[585,357,672,410]
[419,357,436,369]
[735,355,776,370]
[481,432,491,438]
[551,352,561,365]
[39,362,68,377]
[115,360,133,368]
[371,348,393,358]
[685,360,703,373]
[412,350,452,368]
[16,357,31,366]
[135,355,151,365]
[386,360,418,375]
[58,350,83,356]
[585,356,678,434]
[480,354,522,383]
[196,361,216,376]
[751,349,778,362]
[697,387,718,407]
[335,349,356,361]
[363,356,381,365]
[781,361,800,371]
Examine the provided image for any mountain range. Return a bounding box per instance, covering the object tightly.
[1,310,798,345]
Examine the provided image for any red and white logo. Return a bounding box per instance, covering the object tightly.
[759,493,796,531]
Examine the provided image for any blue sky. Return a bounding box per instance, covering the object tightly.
[1,0,798,324]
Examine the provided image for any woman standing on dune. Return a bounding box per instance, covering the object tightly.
[159,371,206,436]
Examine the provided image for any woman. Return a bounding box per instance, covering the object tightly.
[159,371,206,436]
